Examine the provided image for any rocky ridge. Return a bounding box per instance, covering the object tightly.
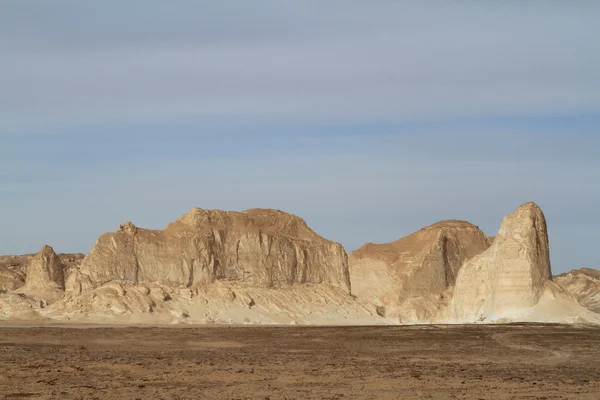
[2,208,382,325]
[349,220,490,322]
[1,203,599,325]
[554,268,600,313]
[68,208,350,294]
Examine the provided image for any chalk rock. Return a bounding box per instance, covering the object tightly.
[0,293,41,320]
[0,269,26,292]
[0,251,84,293]
[451,203,552,322]
[23,245,66,291]
[69,208,350,293]
[349,220,490,322]
[554,268,600,313]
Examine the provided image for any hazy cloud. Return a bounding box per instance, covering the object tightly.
[1,2,599,273]
[2,1,600,132]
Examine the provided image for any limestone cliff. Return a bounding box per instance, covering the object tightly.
[0,269,25,292]
[554,268,600,313]
[68,208,350,294]
[349,220,490,322]
[451,203,552,322]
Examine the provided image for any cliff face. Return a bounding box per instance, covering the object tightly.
[451,203,552,322]
[554,268,600,313]
[68,208,350,294]
[0,270,25,292]
[349,220,490,322]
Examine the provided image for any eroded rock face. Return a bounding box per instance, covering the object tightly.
[554,268,600,313]
[0,255,29,292]
[0,270,26,292]
[23,245,66,291]
[0,252,84,293]
[69,208,350,293]
[451,203,552,322]
[349,220,490,322]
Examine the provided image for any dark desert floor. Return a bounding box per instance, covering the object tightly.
[1,324,599,399]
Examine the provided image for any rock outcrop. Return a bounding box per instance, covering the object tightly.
[0,251,84,292]
[22,245,66,291]
[451,203,552,322]
[0,269,26,292]
[554,268,600,313]
[3,203,599,326]
[68,208,350,294]
[0,255,29,292]
[13,245,68,304]
[349,220,490,322]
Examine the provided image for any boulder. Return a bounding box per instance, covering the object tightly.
[69,208,350,293]
[349,220,490,322]
[451,203,552,322]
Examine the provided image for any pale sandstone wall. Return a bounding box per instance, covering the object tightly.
[349,220,490,322]
[23,245,66,291]
[69,208,350,294]
[451,203,552,322]
[554,268,600,313]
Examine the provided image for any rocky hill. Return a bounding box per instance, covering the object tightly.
[2,208,383,325]
[1,203,599,325]
[554,268,600,313]
[68,208,350,294]
[349,220,490,322]
[451,203,600,324]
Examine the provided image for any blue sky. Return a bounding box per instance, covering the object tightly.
[1,1,599,273]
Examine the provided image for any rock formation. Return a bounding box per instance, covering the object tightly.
[21,245,66,291]
[451,203,552,322]
[0,255,29,292]
[349,220,490,322]
[0,251,84,292]
[68,208,350,294]
[2,203,599,326]
[554,268,600,313]
[12,245,68,304]
[3,208,382,325]
[45,281,386,325]
[0,269,26,292]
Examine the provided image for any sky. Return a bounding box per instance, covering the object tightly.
[1,1,599,274]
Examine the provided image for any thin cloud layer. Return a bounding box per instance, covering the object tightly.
[2,1,600,132]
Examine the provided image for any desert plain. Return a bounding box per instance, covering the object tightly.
[1,324,600,400]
